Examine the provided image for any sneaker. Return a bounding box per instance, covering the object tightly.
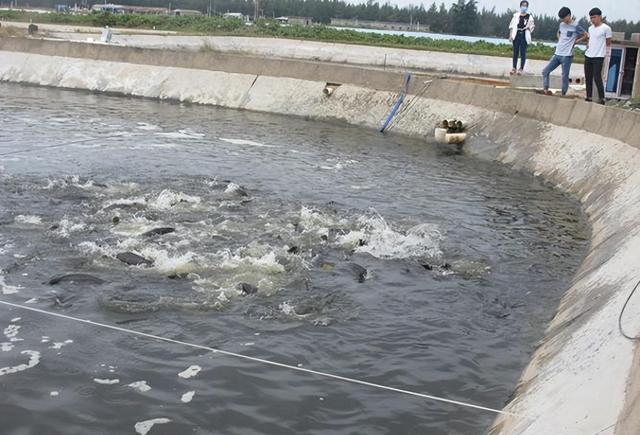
[517,69,524,75]
[585,98,593,102]
[597,99,606,105]
[510,69,517,75]
[544,90,554,96]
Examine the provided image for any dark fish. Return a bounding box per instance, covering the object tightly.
[294,301,315,315]
[47,274,106,285]
[237,283,258,296]
[142,227,175,237]
[115,317,149,325]
[116,252,153,267]
[347,263,368,283]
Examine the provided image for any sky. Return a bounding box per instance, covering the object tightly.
[388,0,640,22]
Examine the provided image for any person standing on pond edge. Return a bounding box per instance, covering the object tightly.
[509,1,535,75]
[583,7,613,104]
[542,7,587,96]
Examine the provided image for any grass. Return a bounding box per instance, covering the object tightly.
[0,11,570,61]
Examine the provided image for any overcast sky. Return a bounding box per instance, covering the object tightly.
[385,0,640,22]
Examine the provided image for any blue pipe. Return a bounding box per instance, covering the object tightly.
[380,73,412,133]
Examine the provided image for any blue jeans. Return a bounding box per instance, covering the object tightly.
[543,55,573,95]
[512,32,527,69]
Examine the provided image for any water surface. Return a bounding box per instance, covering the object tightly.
[0,83,588,434]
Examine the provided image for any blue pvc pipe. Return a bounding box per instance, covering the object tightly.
[380,73,412,133]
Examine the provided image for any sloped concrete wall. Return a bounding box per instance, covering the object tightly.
[1,39,639,435]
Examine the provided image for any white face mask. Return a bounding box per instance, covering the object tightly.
[520,7,529,14]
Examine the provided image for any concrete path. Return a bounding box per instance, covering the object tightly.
[3,20,573,82]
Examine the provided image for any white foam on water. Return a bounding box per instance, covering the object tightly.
[4,324,22,342]
[178,365,201,379]
[54,218,88,237]
[181,391,195,403]
[14,215,43,225]
[93,378,120,385]
[157,129,205,139]
[298,206,347,237]
[338,215,443,260]
[78,241,112,257]
[1,342,14,352]
[150,190,201,210]
[134,418,171,435]
[128,380,152,393]
[320,158,359,171]
[50,391,59,397]
[223,182,245,195]
[0,350,41,376]
[220,250,285,275]
[137,246,200,275]
[25,298,38,304]
[109,215,159,237]
[43,176,101,190]
[136,122,161,131]
[49,339,73,350]
[220,138,278,148]
[279,301,297,316]
[11,317,21,323]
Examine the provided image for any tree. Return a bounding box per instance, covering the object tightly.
[450,0,478,36]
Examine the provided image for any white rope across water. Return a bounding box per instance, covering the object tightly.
[0,299,529,419]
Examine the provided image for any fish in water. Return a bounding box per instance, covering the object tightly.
[116,252,153,267]
[347,263,368,283]
[47,274,106,285]
[237,283,258,296]
[142,227,175,237]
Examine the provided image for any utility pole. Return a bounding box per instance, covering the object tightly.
[254,0,259,22]
[208,0,212,17]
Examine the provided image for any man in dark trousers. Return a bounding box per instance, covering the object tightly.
[583,7,613,104]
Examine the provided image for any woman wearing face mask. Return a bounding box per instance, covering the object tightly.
[509,1,535,75]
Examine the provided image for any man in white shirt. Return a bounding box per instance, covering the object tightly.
[583,7,613,104]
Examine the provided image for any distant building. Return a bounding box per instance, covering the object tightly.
[91,4,169,15]
[171,9,202,17]
[331,18,428,33]
[288,16,313,26]
[223,12,245,20]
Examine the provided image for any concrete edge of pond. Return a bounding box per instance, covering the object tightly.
[1,37,639,435]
